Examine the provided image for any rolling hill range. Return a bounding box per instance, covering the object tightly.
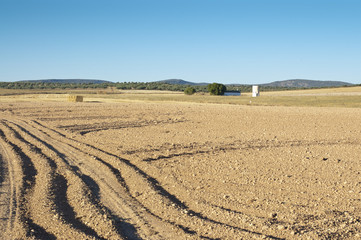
[6,78,355,89]
[157,79,354,88]
[155,79,209,85]
[261,79,353,88]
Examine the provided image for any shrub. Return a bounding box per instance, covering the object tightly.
[184,86,196,95]
[207,83,227,95]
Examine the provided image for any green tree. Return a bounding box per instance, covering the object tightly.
[184,86,196,95]
[207,83,227,95]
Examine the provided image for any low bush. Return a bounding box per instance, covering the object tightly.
[184,86,196,95]
[207,83,227,95]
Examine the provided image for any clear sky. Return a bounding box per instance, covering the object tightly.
[1,0,360,84]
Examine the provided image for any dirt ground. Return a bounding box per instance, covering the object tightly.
[0,100,360,239]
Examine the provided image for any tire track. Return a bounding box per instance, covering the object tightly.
[0,124,56,239]
[18,120,185,239]
[0,129,18,238]
[1,121,121,239]
[6,120,125,239]
[1,121,95,239]
[58,118,185,135]
[28,120,231,239]
[29,119,284,240]
[142,139,360,163]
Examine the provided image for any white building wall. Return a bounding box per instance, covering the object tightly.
[252,85,260,97]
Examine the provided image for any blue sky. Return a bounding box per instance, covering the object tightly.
[1,0,360,84]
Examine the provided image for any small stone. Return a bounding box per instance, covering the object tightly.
[277,225,285,230]
[270,212,277,218]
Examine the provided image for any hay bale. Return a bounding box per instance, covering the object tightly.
[68,95,83,102]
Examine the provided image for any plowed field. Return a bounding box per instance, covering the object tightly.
[0,100,361,239]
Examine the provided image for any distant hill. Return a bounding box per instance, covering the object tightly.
[17,79,112,84]
[11,78,355,89]
[262,79,353,88]
[156,79,209,86]
[156,79,355,88]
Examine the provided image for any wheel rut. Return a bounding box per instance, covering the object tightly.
[0,111,285,240]
[0,123,56,239]
[0,120,122,239]
[26,119,283,240]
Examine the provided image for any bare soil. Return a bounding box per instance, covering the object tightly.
[0,100,360,239]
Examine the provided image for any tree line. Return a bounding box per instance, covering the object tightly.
[1,81,351,92]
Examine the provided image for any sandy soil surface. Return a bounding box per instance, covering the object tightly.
[0,100,360,239]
